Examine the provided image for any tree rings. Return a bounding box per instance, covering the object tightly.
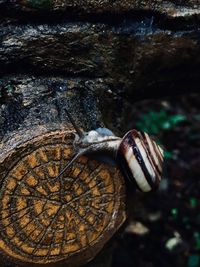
[0,129,126,266]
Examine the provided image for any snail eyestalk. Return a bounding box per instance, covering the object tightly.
[64,108,83,137]
[56,120,164,192]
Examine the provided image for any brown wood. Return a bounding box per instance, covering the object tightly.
[0,127,126,267]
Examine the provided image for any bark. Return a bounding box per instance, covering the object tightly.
[0,77,125,267]
[1,23,200,100]
[0,0,200,18]
[0,76,104,141]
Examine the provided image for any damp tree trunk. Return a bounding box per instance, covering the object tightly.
[0,1,200,267]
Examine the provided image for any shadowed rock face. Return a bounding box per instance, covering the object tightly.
[0,77,104,140]
[1,1,200,105]
[0,0,200,17]
[1,22,200,100]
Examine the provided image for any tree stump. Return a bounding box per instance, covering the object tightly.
[0,127,125,267]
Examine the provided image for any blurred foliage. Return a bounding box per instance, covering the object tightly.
[194,232,200,250]
[27,0,52,9]
[113,95,200,267]
[194,114,200,121]
[136,110,186,159]
[136,110,186,135]
[188,255,200,267]
[171,208,178,219]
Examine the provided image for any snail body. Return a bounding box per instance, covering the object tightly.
[58,110,164,193]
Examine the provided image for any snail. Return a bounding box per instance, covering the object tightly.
[57,110,164,192]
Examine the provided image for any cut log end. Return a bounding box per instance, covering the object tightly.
[0,127,126,267]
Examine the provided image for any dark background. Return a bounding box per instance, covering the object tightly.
[111,93,200,267]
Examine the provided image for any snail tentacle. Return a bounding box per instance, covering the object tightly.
[60,110,164,192]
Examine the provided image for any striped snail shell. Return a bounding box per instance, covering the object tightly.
[117,130,164,192]
[57,110,164,193]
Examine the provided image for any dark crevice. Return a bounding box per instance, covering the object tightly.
[0,6,200,31]
[1,73,199,103]
[0,89,29,137]
[0,66,107,80]
[123,77,200,103]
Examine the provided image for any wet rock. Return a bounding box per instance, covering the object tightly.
[0,76,103,140]
[0,0,200,18]
[1,23,200,100]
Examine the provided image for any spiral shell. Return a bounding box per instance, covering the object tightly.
[117,130,164,192]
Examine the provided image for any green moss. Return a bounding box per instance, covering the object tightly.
[27,0,53,10]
